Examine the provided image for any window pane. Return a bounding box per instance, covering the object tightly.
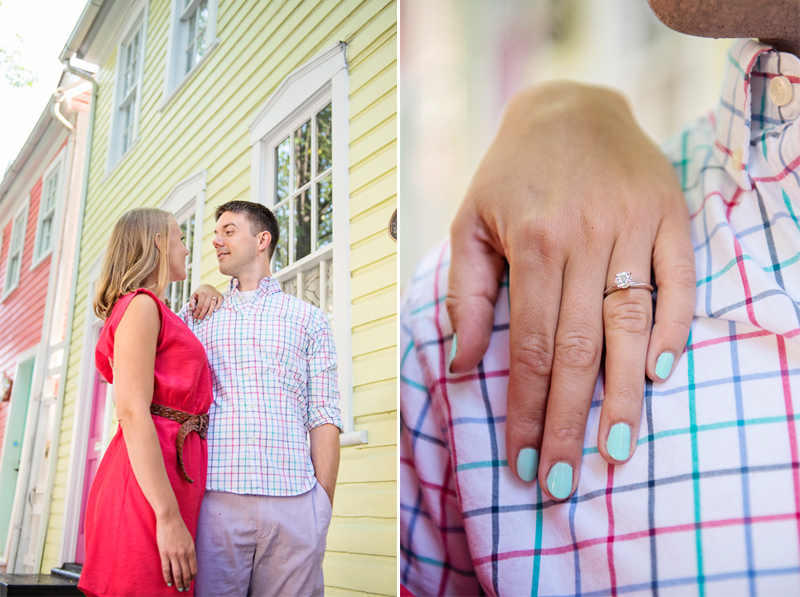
[317,175,333,249]
[294,190,311,262]
[316,103,332,173]
[302,263,320,308]
[274,203,289,271]
[41,217,52,254]
[294,120,311,189]
[8,255,19,288]
[275,138,290,201]
[184,215,195,300]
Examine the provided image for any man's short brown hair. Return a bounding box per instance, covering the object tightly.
[215,200,280,258]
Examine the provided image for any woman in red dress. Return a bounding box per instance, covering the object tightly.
[78,207,214,596]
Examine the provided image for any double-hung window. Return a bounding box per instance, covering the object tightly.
[33,155,63,265]
[3,203,29,298]
[163,0,218,104]
[109,16,146,168]
[272,100,335,323]
[161,171,206,313]
[249,44,360,442]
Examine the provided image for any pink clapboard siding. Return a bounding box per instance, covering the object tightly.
[0,141,66,461]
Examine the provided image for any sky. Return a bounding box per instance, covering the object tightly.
[0,0,89,179]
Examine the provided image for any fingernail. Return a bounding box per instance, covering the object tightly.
[606,423,631,462]
[167,583,172,587]
[655,352,674,380]
[546,462,573,500]
[516,448,539,482]
[448,333,458,372]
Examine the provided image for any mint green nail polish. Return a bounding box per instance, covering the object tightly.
[655,352,674,380]
[448,334,458,370]
[607,423,631,462]
[167,583,172,588]
[516,448,539,482]
[546,462,573,500]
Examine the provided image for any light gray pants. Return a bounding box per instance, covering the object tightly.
[195,483,332,597]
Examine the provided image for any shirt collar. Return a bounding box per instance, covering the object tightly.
[227,276,282,299]
[714,39,800,190]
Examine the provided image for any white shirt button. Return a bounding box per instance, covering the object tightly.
[731,148,743,172]
[769,75,793,107]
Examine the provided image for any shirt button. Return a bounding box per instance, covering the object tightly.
[769,75,793,107]
[731,148,743,172]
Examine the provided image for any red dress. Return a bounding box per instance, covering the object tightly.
[78,289,213,597]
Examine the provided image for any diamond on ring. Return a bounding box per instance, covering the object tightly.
[603,272,654,298]
[614,272,633,289]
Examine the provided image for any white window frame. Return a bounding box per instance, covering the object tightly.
[31,149,66,269]
[161,170,207,312]
[2,199,29,301]
[249,43,362,446]
[269,94,334,298]
[107,9,147,172]
[160,0,219,111]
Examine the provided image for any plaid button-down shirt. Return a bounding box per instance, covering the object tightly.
[400,39,800,596]
[180,276,342,497]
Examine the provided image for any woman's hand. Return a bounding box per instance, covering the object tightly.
[157,512,198,592]
[447,81,695,500]
[189,284,224,320]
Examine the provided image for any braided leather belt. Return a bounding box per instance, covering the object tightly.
[150,403,209,484]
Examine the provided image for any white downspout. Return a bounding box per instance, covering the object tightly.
[34,58,98,573]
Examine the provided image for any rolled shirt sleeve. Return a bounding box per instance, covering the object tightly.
[306,310,343,432]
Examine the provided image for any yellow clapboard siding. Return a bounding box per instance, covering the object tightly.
[349,149,396,209]
[351,257,395,300]
[326,587,384,597]
[352,380,396,418]
[327,517,396,557]
[351,287,395,328]
[349,170,396,215]
[323,552,396,596]
[351,233,396,270]
[350,200,396,245]
[349,62,396,117]
[353,349,396,389]
[331,482,395,518]
[350,89,396,143]
[338,445,395,483]
[352,318,396,356]
[349,34,396,93]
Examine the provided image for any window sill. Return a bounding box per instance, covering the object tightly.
[30,248,52,272]
[1,282,19,303]
[159,40,220,113]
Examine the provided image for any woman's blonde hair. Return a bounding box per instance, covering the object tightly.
[93,207,173,320]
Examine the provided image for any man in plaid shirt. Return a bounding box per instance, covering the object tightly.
[401,4,800,596]
[181,200,342,596]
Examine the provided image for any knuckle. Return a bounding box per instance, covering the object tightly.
[548,419,586,445]
[605,297,651,335]
[508,408,545,442]
[555,331,600,369]
[513,332,554,378]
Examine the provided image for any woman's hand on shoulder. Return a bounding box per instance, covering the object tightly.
[447,81,695,500]
[189,284,224,320]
